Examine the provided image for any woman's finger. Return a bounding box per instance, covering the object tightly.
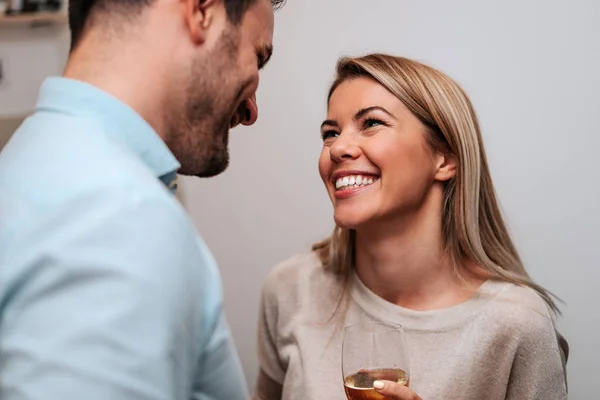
[373,380,423,400]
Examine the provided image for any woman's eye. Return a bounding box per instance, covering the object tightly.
[321,130,339,140]
[364,119,384,129]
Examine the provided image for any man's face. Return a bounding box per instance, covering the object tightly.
[168,0,275,178]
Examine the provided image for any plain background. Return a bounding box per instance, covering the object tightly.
[2,1,599,398]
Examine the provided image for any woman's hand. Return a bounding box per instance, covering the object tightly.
[373,380,423,400]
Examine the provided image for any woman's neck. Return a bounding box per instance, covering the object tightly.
[354,191,484,311]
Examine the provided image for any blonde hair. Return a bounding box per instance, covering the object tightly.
[313,53,560,314]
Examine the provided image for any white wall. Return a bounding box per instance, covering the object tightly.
[0,23,69,145]
[180,0,599,398]
[1,1,597,398]
[0,25,69,117]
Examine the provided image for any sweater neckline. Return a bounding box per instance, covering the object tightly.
[349,271,508,332]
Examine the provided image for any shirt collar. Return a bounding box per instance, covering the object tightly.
[35,77,181,192]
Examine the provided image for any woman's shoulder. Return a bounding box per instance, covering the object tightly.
[482,280,559,336]
[260,251,343,310]
[483,280,568,374]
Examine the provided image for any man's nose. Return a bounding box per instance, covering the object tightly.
[241,93,258,126]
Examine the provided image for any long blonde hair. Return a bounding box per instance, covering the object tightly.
[313,53,560,314]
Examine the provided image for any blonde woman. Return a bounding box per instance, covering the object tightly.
[253,54,568,400]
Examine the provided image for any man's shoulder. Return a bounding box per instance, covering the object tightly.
[1,112,163,198]
[3,112,117,166]
[0,112,176,231]
[0,112,192,267]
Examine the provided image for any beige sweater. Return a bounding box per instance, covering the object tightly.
[254,252,568,400]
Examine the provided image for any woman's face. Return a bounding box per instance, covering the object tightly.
[318,77,454,230]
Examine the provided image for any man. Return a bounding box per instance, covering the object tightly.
[0,0,284,398]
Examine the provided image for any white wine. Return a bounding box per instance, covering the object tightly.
[344,368,409,400]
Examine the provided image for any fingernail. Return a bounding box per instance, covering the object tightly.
[373,380,385,389]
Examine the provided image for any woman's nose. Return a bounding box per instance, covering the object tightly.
[329,135,361,162]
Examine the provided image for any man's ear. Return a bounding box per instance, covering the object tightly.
[183,0,221,44]
[434,150,458,182]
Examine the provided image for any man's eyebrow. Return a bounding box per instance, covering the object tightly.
[257,44,273,70]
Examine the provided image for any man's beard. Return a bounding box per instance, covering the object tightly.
[167,27,243,178]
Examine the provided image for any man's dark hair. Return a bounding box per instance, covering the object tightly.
[68,0,286,51]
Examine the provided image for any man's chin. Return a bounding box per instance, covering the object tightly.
[195,156,229,178]
[194,164,228,178]
[175,153,229,178]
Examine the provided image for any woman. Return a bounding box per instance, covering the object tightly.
[253,54,568,400]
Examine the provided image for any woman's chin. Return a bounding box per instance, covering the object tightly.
[333,213,369,230]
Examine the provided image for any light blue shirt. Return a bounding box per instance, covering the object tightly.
[0,77,248,400]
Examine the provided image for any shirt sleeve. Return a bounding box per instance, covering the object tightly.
[0,189,243,400]
[505,312,568,400]
[190,240,248,400]
[253,277,286,400]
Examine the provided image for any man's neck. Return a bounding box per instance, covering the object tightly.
[62,30,172,139]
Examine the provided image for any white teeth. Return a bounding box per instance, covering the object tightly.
[334,175,379,191]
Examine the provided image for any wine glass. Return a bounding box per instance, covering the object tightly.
[342,322,410,400]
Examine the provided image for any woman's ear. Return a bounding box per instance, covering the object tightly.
[434,150,457,182]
